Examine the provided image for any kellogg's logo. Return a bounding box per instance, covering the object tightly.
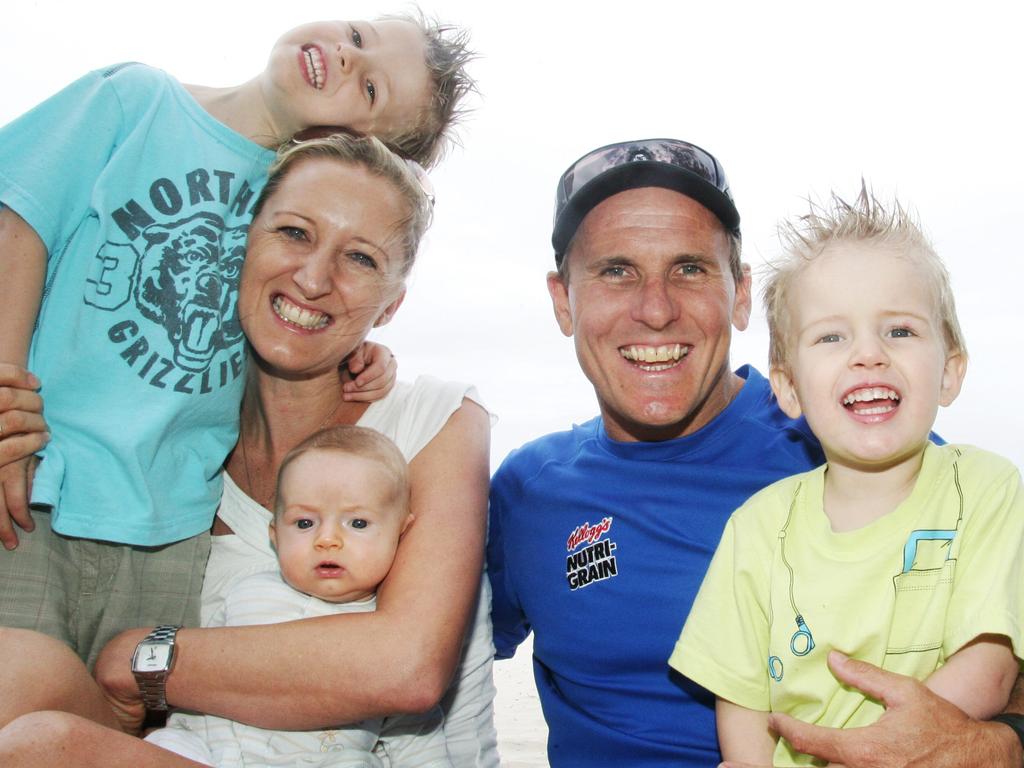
[565,516,618,591]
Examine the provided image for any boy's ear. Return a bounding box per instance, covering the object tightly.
[939,351,968,407]
[400,513,415,536]
[268,521,278,552]
[770,366,803,419]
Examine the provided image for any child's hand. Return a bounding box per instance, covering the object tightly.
[344,342,397,403]
[0,363,49,550]
[0,457,40,550]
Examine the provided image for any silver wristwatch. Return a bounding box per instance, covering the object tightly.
[131,624,181,711]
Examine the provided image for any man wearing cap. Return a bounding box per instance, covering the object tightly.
[486,138,1024,767]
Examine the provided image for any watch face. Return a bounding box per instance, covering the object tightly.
[133,642,172,672]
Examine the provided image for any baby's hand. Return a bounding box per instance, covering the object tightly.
[0,363,49,549]
[344,342,397,403]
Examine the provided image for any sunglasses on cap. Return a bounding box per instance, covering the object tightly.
[552,138,740,261]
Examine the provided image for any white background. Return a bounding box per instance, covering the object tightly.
[4,1,1022,472]
[4,3,1021,764]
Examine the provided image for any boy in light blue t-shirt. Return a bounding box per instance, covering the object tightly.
[0,15,475,665]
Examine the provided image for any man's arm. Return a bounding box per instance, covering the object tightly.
[96,400,490,731]
[0,207,47,549]
[486,458,532,660]
[770,651,1023,768]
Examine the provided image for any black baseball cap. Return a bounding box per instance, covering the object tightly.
[552,138,741,265]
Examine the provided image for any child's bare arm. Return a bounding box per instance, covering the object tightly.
[0,207,47,549]
[0,207,45,365]
[716,696,776,767]
[926,634,1018,719]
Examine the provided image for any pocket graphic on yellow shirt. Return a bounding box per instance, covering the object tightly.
[885,557,955,660]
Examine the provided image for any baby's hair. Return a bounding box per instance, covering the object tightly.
[275,425,410,517]
[763,183,966,369]
[380,8,478,168]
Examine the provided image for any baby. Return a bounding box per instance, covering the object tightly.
[0,12,475,665]
[146,424,451,767]
[670,188,1024,766]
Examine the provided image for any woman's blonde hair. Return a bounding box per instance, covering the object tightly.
[252,132,433,279]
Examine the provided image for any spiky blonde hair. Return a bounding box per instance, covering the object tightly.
[763,183,966,369]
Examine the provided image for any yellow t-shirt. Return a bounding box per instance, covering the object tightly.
[669,443,1024,767]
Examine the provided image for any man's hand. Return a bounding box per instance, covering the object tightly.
[94,627,151,735]
[0,363,48,550]
[770,651,1022,768]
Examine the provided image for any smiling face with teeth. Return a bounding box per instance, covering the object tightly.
[548,188,752,443]
[262,19,431,142]
[769,240,966,472]
[239,156,409,380]
[270,449,411,603]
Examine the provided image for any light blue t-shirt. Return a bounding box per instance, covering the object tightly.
[0,63,276,545]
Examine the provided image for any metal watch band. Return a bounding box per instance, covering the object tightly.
[145,624,180,644]
[134,624,180,711]
[992,713,1024,753]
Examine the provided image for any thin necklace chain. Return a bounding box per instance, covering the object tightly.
[239,394,345,508]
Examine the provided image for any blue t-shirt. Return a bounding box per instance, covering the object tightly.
[0,63,276,545]
[487,366,824,767]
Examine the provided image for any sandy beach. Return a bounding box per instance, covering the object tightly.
[492,635,548,767]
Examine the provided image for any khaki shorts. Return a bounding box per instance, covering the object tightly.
[0,511,210,668]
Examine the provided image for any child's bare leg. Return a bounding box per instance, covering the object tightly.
[0,711,209,767]
[0,628,119,730]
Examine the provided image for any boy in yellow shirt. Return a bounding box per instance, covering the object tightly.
[670,187,1024,766]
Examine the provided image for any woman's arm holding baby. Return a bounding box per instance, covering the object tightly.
[96,398,490,732]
